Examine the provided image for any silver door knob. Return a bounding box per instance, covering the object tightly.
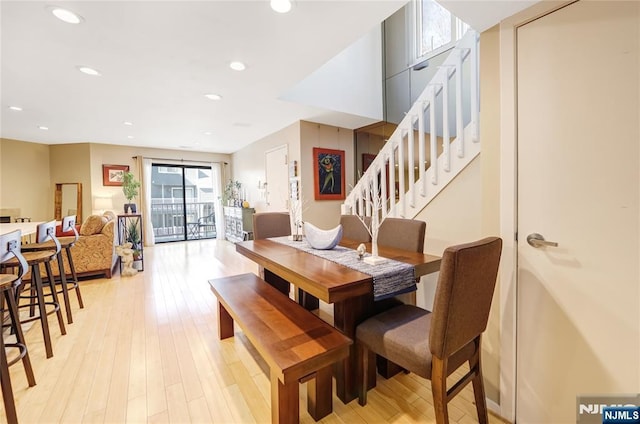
[527,233,559,248]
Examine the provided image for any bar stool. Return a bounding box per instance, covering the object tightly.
[58,215,84,311]
[1,230,37,423]
[1,221,66,358]
[22,216,83,324]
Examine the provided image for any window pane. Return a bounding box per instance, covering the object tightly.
[419,0,452,56]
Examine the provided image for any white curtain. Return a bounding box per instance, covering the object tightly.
[211,162,225,240]
[135,156,155,246]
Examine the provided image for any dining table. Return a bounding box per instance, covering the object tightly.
[235,237,442,404]
[0,221,44,242]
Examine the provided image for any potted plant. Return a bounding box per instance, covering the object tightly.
[126,221,142,262]
[223,179,242,206]
[122,171,141,213]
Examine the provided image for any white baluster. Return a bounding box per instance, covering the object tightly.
[442,66,451,172]
[470,37,479,142]
[408,116,415,208]
[398,130,406,218]
[418,103,426,196]
[389,144,396,217]
[380,153,388,219]
[456,49,464,158]
[430,86,438,185]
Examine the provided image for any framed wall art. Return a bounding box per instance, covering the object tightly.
[313,147,345,200]
[102,164,129,186]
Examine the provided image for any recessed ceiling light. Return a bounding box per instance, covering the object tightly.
[49,6,83,24]
[270,0,292,13]
[8,106,23,111]
[38,126,49,130]
[204,93,222,100]
[127,135,134,139]
[123,121,133,126]
[204,131,212,135]
[77,66,101,76]
[229,61,246,71]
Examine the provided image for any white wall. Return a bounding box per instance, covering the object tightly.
[281,26,384,121]
[300,121,355,230]
[232,122,301,212]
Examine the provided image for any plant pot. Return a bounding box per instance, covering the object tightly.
[124,203,137,214]
[132,260,142,270]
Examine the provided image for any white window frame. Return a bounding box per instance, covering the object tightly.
[409,0,469,67]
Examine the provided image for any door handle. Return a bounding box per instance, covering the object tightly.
[527,233,559,248]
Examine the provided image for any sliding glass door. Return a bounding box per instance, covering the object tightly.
[150,164,217,243]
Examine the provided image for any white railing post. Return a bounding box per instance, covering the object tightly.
[381,153,388,219]
[456,49,464,158]
[470,36,479,142]
[418,103,426,197]
[398,130,406,218]
[430,86,438,185]
[389,143,396,217]
[442,66,451,172]
[408,116,415,207]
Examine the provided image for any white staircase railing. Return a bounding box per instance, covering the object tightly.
[342,29,480,219]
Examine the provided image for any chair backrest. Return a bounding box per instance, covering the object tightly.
[0,230,29,280]
[252,212,291,239]
[340,215,371,242]
[35,220,61,253]
[377,217,426,253]
[429,237,502,358]
[62,215,79,242]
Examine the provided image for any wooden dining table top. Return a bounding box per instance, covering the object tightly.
[235,238,441,304]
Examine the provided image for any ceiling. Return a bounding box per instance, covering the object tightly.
[1,1,537,155]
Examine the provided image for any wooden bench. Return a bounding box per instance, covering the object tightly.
[209,273,352,424]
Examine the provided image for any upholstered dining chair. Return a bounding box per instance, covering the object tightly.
[252,212,291,240]
[252,212,292,296]
[356,237,503,424]
[377,217,426,253]
[339,215,371,242]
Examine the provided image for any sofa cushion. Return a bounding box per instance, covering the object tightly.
[56,224,81,237]
[80,215,107,236]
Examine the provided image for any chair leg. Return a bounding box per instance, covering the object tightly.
[0,323,18,424]
[471,339,489,424]
[55,251,73,324]
[65,246,84,308]
[44,261,66,336]
[4,287,36,387]
[431,356,450,424]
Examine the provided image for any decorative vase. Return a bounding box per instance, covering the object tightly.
[124,203,137,214]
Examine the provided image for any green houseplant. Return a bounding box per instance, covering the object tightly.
[122,171,141,213]
[126,221,142,260]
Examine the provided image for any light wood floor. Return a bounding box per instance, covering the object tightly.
[2,239,507,424]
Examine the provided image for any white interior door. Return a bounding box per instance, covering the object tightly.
[265,145,288,212]
[516,2,639,423]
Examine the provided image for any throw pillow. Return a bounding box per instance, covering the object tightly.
[55,224,80,237]
[80,215,107,236]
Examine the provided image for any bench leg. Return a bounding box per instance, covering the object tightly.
[307,365,332,420]
[218,302,234,339]
[271,373,299,424]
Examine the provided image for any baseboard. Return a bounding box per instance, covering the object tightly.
[487,398,511,423]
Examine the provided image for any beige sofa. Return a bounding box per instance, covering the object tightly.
[53,211,119,279]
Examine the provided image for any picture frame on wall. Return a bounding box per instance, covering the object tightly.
[102,164,129,186]
[313,147,345,200]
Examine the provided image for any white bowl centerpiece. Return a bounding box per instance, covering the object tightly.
[303,222,343,250]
